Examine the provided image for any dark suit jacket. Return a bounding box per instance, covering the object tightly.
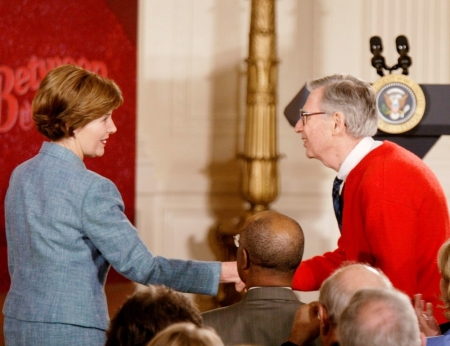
[202,287,303,346]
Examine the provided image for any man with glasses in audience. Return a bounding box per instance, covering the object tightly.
[291,74,450,323]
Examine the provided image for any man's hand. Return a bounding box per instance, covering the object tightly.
[287,301,322,345]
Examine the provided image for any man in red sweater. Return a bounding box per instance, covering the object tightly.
[293,74,450,323]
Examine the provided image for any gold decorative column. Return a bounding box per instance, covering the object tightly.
[240,0,279,214]
[207,0,280,309]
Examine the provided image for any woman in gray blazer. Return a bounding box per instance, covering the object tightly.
[3,65,240,346]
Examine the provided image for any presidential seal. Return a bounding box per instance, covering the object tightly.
[372,74,426,134]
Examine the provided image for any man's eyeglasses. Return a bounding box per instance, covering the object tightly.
[233,234,240,248]
[299,109,326,126]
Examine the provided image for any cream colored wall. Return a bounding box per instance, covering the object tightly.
[136,0,450,303]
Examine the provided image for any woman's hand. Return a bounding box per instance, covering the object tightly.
[220,261,246,292]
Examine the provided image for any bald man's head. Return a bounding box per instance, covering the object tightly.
[239,210,304,273]
[319,263,393,325]
[339,288,423,346]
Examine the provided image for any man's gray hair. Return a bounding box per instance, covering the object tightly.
[338,288,421,346]
[307,74,378,138]
[319,263,392,325]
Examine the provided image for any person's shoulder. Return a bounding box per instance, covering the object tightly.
[366,140,402,157]
[202,304,237,326]
[381,141,437,179]
[39,148,117,194]
[375,141,422,162]
[10,142,49,176]
[426,334,450,346]
[10,156,36,176]
[353,141,442,194]
[360,141,426,171]
[202,297,245,319]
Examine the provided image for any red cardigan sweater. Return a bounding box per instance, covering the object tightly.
[293,141,450,323]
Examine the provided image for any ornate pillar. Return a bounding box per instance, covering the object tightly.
[240,0,279,214]
[211,0,280,308]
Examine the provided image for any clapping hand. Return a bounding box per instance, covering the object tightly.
[414,293,441,337]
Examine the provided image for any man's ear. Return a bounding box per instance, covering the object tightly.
[238,248,250,270]
[318,304,331,335]
[318,305,340,346]
[332,112,346,134]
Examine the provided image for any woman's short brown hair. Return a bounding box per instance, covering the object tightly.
[32,64,123,141]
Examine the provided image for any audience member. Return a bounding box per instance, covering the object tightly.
[415,239,450,345]
[286,263,392,346]
[338,288,426,346]
[202,210,313,346]
[146,322,224,346]
[105,285,202,346]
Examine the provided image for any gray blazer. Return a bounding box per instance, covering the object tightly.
[202,287,304,346]
[3,142,221,330]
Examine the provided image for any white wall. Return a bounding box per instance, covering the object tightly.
[136,0,450,304]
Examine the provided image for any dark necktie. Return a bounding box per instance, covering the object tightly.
[332,176,344,231]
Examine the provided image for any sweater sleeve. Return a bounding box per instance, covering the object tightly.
[292,236,347,291]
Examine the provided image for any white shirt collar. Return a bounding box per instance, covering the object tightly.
[338,137,383,181]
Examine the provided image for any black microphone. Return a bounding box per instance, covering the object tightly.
[370,36,388,76]
[393,35,412,75]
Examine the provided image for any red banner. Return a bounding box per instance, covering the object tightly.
[0,0,137,291]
